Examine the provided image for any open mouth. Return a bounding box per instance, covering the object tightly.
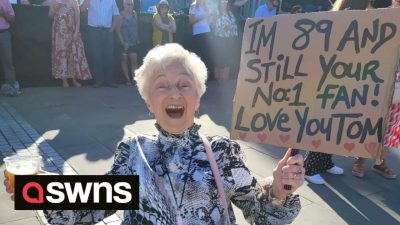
[165,105,184,118]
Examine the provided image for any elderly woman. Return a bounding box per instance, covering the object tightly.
[152,0,176,46]
[4,43,304,224]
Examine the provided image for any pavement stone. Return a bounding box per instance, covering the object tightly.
[0,82,399,225]
[0,102,121,225]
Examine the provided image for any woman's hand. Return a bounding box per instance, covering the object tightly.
[3,169,57,201]
[271,148,305,200]
[167,24,174,32]
[3,170,14,201]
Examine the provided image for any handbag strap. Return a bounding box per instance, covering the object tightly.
[201,135,231,225]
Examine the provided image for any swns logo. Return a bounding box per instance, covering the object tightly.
[14,175,139,210]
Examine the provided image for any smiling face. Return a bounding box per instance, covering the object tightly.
[146,62,200,134]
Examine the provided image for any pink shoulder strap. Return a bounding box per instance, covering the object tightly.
[201,135,231,225]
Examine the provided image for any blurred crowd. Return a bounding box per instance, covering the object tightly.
[0,0,395,92]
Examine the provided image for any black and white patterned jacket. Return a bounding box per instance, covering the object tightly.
[44,124,301,225]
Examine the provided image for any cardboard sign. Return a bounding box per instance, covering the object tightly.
[231,9,400,158]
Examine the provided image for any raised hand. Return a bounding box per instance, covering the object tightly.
[271,148,305,199]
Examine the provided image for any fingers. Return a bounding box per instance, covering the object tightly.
[281,177,304,187]
[281,170,305,192]
[277,159,305,193]
[281,169,305,180]
[3,170,13,194]
[286,154,304,167]
[277,148,293,168]
[282,147,293,162]
[282,164,305,174]
[3,177,12,194]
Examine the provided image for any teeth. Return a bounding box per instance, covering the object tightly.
[166,105,183,110]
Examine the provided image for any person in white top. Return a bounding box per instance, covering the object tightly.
[80,0,120,88]
[188,0,213,72]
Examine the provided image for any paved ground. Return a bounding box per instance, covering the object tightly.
[0,80,399,225]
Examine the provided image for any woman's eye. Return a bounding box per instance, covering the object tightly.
[157,84,168,89]
[180,83,191,88]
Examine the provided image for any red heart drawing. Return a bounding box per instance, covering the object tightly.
[312,140,322,148]
[364,142,377,157]
[279,134,290,143]
[238,132,247,140]
[344,143,355,152]
[257,133,268,142]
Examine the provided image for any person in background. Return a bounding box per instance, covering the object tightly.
[80,0,120,88]
[5,43,305,224]
[189,0,213,73]
[302,0,364,185]
[116,0,139,86]
[281,0,338,186]
[213,0,238,84]
[0,0,20,97]
[331,0,368,10]
[298,0,331,12]
[229,0,248,33]
[303,151,344,184]
[49,0,92,87]
[290,4,304,14]
[254,0,279,18]
[350,0,397,179]
[152,0,176,46]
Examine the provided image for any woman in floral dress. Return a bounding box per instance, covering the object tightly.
[49,0,91,87]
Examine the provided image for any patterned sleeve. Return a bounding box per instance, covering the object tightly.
[43,141,132,225]
[211,137,301,225]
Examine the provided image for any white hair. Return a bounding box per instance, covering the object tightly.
[123,0,133,4]
[134,43,208,103]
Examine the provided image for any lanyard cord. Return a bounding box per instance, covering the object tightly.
[158,142,193,209]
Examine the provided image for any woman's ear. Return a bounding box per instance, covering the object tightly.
[195,98,200,112]
[146,102,153,113]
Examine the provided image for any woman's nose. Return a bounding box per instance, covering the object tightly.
[169,86,181,98]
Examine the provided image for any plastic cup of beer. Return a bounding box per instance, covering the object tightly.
[3,155,42,193]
